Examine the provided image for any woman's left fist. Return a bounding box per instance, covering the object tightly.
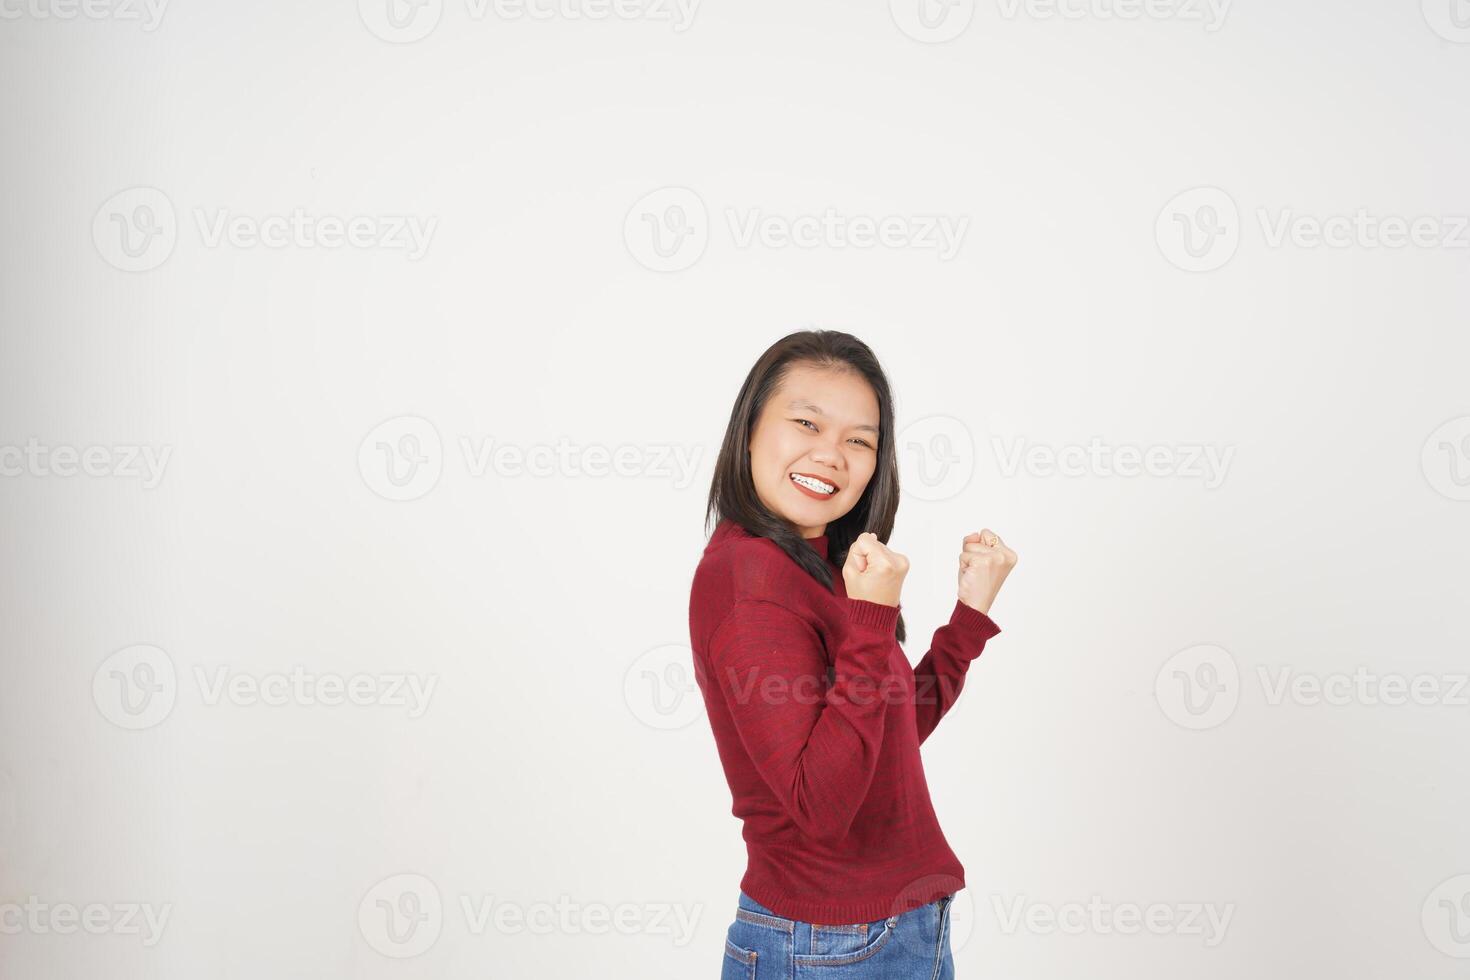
[957,529,1017,616]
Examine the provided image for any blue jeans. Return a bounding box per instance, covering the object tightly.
[720,890,955,979]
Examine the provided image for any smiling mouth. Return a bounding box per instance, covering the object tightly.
[790,472,837,495]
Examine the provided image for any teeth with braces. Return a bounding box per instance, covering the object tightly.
[791,473,836,494]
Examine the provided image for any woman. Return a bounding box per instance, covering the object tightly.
[688,330,1018,978]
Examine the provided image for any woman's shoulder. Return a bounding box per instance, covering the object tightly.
[693,520,819,606]
[690,522,829,654]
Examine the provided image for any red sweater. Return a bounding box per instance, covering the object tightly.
[688,518,1002,923]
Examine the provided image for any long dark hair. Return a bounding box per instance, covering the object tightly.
[704,329,908,643]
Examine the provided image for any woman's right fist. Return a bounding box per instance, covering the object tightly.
[842,531,909,608]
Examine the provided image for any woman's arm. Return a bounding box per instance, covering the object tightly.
[703,595,901,845]
[912,601,1002,745]
[913,528,1017,744]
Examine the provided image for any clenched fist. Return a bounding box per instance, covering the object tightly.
[957,529,1017,616]
[842,531,909,608]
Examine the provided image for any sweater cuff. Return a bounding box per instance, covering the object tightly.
[950,599,1002,640]
[845,597,900,632]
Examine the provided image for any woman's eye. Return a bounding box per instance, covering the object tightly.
[796,419,872,449]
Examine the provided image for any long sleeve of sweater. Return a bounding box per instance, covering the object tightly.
[704,595,902,845]
[911,599,1003,746]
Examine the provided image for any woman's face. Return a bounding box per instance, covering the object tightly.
[747,362,881,539]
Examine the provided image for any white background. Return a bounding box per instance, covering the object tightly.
[2,1,1469,977]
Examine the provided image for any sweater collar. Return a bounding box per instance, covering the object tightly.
[713,519,830,561]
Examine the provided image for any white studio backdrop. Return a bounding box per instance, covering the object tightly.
[2,2,1468,978]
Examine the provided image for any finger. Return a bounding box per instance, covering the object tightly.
[848,532,883,570]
